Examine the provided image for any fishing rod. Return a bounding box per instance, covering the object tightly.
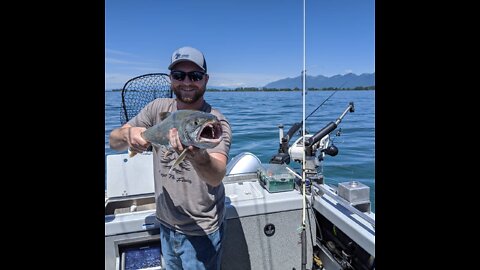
[279,75,353,154]
[305,90,338,120]
[300,0,307,269]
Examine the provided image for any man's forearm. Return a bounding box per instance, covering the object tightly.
[109,125,131,151]
[190,151,227,187]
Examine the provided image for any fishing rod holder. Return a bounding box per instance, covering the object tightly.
[270,102,354,167]
[305,102,354,147]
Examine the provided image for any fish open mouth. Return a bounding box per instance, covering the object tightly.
[198,121,223,143]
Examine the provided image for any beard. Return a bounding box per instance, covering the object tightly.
[172,84,206,104]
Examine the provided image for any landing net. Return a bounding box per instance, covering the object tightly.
[120,73,172,125]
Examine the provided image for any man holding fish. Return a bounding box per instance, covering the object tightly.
[109,46,232,270]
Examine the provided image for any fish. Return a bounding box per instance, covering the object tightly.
[129,110,224,174]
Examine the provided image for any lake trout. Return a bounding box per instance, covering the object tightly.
[129,110,223,174]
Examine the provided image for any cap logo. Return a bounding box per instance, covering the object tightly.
[174,53,189,60]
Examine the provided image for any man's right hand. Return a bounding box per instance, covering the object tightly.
[126,126,149,154]
[109,123,149,154]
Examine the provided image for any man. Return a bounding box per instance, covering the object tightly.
[109,46,232,270]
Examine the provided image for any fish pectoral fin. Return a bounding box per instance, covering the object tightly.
[168,148,188,175]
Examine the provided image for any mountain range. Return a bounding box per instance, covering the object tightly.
[263,72,375,89]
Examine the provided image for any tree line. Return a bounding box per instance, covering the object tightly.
[207,86,375,92]
[109,86,375,92]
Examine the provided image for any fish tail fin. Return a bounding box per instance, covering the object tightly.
[168,148,188,175]
[128,148,138,158]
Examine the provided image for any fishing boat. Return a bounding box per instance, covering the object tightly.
[104,73,375,270]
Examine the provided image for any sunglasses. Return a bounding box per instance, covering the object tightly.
[170,70,206,82]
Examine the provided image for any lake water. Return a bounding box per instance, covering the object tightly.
[105,90,375,211]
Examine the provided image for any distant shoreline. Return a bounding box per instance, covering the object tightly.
[106,86,375,92]
[207,86,375,92]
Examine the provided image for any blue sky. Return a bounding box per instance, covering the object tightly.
[105,0,375,90]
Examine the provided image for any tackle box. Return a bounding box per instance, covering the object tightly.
[257,164,295,193]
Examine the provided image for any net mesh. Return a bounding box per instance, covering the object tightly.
[120,73,172,125]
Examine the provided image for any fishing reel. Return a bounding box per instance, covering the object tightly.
[288,133,337,166]
[288,131,340,184]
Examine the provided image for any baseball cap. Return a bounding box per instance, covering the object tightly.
[168,46,207,72]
